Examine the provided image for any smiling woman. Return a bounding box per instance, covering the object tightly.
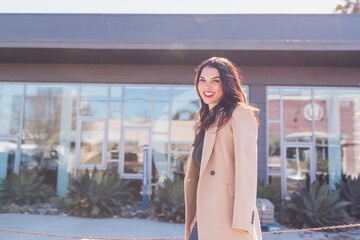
[184,57,262,240]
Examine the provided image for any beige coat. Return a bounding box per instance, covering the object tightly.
[184,105,263,240]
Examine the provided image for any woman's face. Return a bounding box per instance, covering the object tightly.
[197,66,224,110]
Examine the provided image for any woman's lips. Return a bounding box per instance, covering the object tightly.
[203,91,215,98]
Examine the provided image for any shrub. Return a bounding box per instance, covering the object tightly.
[63,168,133,218]
[0,168,55,205]
[337,175,360,219]
[257,178,281,211]
[281,180,350,229]
[152,177,185,223]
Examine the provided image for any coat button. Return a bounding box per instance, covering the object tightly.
[210,170,215,175]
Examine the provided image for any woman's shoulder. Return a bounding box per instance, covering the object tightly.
[232,104,254,117]
[231,104,257,127]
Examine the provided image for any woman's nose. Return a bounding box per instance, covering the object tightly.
[203,82,212,89]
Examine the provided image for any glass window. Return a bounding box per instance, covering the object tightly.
[80,85,108,117]
[152,134,168,182]
[107,112,121,160]
[314,89,360,185]
[107,162,119,173]
[282,89,312,142]
[110,86,122,110]
[268,123,281,174]
[268,175,281,199]
[79,120,105,166]
[22,85,78,194]
[170,152,188,180]
[0,139,17,179]
[153,87,170,133]
[267,88,280,121]
[123,87,151,126]
[242,86,249,103]
[123,129,149,175]
[285,146,311,195]
[171,87,199,153]
[0,84,23,135]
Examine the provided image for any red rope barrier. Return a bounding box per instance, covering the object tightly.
[0,223,359,239]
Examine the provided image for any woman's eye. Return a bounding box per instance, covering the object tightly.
[199,79,205,82]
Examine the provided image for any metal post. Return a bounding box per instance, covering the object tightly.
[142,145,148,209]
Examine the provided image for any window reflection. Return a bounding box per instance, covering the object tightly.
[0,140,16,179]
[108,112,121,160]
[153,88,170,133]
[286,146,311,194]
[80,85,108,117]
[0,84,23,135]
[268,87,360,199]
[171,153,188,180]
[123,129,149,175]
[268,123,281,174]
[110,86,122,110]
[152,134,168,182]
[282,89,312,142]
[123,87,151,126]
[80,121,105,165]
[171,87,199,154]
[314,89,360,182]
[22,85,77,191]
[267,88,280,121]
[1,83,252,197]
[268,175,281,199]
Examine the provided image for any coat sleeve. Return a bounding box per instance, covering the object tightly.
[231,106,258,234]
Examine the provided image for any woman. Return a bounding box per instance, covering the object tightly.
[184,57,262,240]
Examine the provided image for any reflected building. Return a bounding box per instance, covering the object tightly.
[0,14,359,200]
[267,88,360,199]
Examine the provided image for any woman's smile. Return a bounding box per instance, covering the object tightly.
[203,91,215,98]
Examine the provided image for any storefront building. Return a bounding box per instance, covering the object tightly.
[0,14,359,200]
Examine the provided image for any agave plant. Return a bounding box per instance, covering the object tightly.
[0,168,55,205]
[63,167,133,218]
[283,180,350,229]
[152,177,185,223]
[336,175,360,219]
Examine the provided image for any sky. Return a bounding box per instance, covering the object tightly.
[0,0,343,14]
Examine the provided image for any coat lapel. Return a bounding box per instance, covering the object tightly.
[199,122,218,179]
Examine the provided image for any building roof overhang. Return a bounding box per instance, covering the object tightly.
[0,13,359,66]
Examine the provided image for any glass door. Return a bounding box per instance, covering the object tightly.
[75,118,107,171]
[120,127,151,179]
[282,143,314,199]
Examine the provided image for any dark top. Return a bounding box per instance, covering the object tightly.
[192,137,204,169]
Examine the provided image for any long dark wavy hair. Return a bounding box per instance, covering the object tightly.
[192,57,259,148]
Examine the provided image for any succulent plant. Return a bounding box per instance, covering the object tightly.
[0,168,55,205]
[336,175,360,219]
[63,167,133,218]
[282,180,350,229]
[152,177,185,223]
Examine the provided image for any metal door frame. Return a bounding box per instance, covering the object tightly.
[75,118,108,172]
[120,126,152,181]
[282,142,315,199]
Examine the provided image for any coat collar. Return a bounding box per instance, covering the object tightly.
[199,121,218,179]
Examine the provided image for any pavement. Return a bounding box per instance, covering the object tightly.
[0,213,359,240]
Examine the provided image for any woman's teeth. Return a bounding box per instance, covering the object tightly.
[204,92,215,97]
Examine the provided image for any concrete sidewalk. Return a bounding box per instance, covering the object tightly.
[0,213,359,240]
